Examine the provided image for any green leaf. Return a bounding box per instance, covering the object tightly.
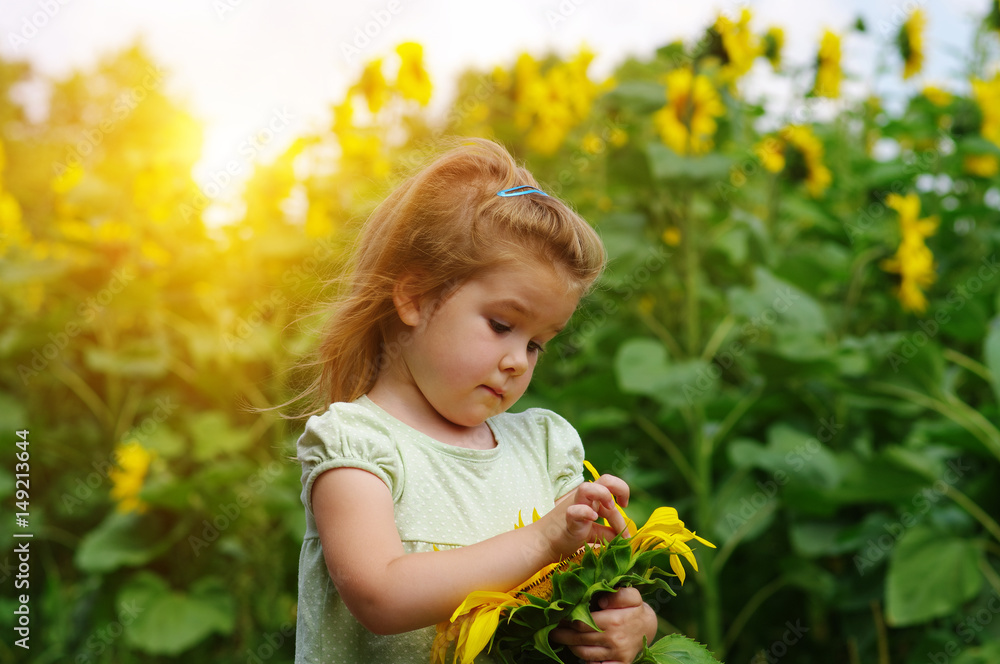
[886,526,982,626]
[552,570,588,605]
[121,571,236,656]
[189,411,254,462]
[569,602,600,632]
[789,520,864,557]
[713,226,748,266]
[646,143,733,181]
[75,512,171,573]
[709,472,777,544]
[639,633,721,663]
[0,394,27,437]
[862,160,911,189]
[728,424,840,489]
[959,135,1000,156]
[134,424,185,458]
[607,538,634,574]
[605,81,667,113]
[599,212,649,262]
[983,316,1000,405]
[84,339,170,378]
[614,339,717,406]
[954,641,1000,664]
[614,338,670,395]
[531,623,564,663]
[829,454,931,504]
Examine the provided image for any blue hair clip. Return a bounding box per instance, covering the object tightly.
[497,185,549,197]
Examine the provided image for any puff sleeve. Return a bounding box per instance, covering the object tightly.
[532,408,586,499]
[297,403,404,522]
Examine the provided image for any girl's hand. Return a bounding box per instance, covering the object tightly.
[549,587,658,664]
[540,475,631,559]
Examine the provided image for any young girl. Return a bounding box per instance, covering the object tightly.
[295,138,658,663]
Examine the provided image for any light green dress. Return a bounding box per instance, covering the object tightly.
[294,395,585,664]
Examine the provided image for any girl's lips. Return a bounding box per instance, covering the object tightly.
[482,385,504,398]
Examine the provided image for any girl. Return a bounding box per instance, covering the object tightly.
[295,138,658,663]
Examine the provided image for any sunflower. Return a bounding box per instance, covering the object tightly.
[898,9,926,79]
[760,125,832,198]
[509,49,602,156]
[879,192,938,313]
[432,462,716,664]
[395,42,432,106]
[353,58,388,113]
[812,30,842,98]
[653,67,725,156]
[714,9,760,82]
[763,27,784,71]
[109,441,154,514]
[964,153,1000,177]
[972,74,1000,147]
[922,85,952,107]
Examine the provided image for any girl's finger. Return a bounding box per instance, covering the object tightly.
[599,502,628,536]
[595,474,630,507]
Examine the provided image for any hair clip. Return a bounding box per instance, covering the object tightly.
[496,185,549,197]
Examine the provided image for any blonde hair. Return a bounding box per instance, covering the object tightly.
[301,138,605,412]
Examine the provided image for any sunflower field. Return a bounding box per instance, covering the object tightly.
[3,5,1000,663]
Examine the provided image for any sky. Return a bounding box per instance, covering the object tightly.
[0,0,993,206]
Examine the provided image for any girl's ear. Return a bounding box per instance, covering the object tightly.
[392,273,423,327]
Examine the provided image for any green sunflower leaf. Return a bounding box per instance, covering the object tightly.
[569,602,600,631]
[638,633,721,663]
[608,538,633,572]
[553,569,588,604]
[532,623,564,662]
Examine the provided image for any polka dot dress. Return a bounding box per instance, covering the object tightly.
[294,395,585,663]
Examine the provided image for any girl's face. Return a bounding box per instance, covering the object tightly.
[391,260,580,433]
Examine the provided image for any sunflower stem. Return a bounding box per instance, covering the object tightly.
[721,577,787,655]
[635,415,699,494]
[872,600,891,664]
[674,58,721,653]
[694,403,722,653]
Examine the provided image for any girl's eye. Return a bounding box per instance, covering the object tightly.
[528,341,545,354]
[489,319,511,334]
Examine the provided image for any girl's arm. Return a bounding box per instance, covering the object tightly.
[312,466,629,635]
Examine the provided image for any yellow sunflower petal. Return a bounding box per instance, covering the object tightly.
[669,553,687,584]
[691,531,717,548]
[449,591,516,621]
[456,605,505,664]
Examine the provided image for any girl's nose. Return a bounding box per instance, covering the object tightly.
[500,345,529,376]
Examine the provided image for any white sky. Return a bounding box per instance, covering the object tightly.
[0,0,992,204]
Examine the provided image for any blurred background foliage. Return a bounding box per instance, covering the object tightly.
[3,6,1000,663]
